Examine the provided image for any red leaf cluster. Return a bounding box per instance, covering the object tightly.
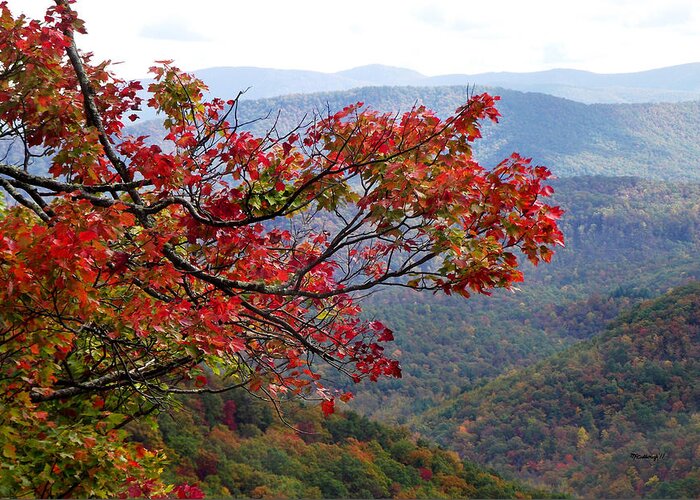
[0,1,563,495]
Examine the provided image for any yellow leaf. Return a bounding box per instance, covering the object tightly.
[3,443,16,459]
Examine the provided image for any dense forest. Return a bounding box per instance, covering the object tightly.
[344,176,700,420]
[113,172,700,499]
[128,274,700,499]
[128,389,560,499]
[122,86,700,498]
[420,283,700,498]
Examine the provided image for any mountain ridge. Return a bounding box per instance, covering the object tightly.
[191,62,700,104]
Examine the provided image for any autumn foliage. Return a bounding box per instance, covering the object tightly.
[0,0,562,496]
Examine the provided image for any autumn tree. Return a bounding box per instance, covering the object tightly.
[0,0,563,496]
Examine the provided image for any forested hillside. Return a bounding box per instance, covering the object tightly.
[420,283,700,498]
[104,97,700,498]
[346,176,700,420]
[228,86,700,181]
[128,390,560,499]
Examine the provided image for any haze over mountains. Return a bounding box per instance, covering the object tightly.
[194,62,700,104]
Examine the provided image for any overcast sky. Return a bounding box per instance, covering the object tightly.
[7,1,700,79]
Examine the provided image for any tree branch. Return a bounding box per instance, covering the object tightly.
[30,355,194,402]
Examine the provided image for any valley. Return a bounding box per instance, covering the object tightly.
[127,83,700,497]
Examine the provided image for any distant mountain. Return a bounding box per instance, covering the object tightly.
[419,283,700,498]
[191,62,700,104]
[425,63,700,103]
[229,86,700,181]
[335,64,425,86]
[195,67,362,100]
[193,65,427,102]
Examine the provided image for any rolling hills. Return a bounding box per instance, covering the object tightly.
[124,86,700,439]
[52,75,700,498]
[20,84,700,182]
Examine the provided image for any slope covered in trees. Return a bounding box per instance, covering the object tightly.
[228,86,700,181]
[420,283,700,498]
[128,389,561,499]
[346,176,700,420]
[126,91,700,497]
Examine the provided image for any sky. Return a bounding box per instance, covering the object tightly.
[6,0,700,79]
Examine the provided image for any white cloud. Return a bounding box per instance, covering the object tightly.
[140,20,209,42]
[4,0,700,78]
